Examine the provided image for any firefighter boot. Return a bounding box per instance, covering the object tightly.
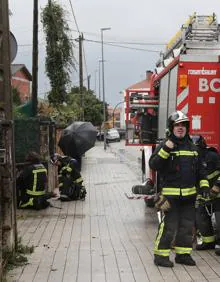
[215,247,220,256]
[79,186,87,200]
[175,254,196,266]
[196,242,215,251]
[154,255,174,267]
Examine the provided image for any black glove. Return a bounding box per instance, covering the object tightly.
[154,194,171,212]
[201,186,210,199]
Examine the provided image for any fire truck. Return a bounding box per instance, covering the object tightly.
[125,13,220,203]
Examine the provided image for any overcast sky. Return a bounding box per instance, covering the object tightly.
[9,0,220,107]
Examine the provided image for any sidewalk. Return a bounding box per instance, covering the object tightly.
[7,142,220,282]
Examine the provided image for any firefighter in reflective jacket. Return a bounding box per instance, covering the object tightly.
[149,111,209,267]
[17,151,49,209]
[52,154,86,200]
[192,135,220,256]
[212,175,220,256]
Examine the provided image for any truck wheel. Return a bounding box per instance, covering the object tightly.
[142,172,146,183]
[141,151,146,182]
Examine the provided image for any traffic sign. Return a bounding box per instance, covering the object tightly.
[0,31,18,62]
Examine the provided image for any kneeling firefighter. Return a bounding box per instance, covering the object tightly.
[17,151,50,210]
[193,135,220,256]
[149,111,209,267]
[51,154,86,201]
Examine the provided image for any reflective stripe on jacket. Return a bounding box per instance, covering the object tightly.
[58,163,83,187]
[25,164,47,196]
[149,137,208,199]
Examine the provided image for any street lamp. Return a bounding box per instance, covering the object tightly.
[98,59,102,100]
[101,27,111,151]
[112,101,124,128]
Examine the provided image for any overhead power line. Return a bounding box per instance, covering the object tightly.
[68,0,80,33]
[105,41,165,46]
[69,28,166,45]
[18,38,161,53]
[84,38,161,53]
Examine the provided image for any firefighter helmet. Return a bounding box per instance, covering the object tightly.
[51,153,66,164]
[25,151,41,164]
[191,135,207,148]
[51,153,78,166]
[167,111,190,135]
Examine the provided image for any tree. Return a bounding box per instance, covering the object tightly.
[68,87,105,126]
[41,0,75,106]
[12,87,22,106]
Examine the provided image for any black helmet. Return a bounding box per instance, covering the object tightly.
[167,110,190,135]
[25,151,41,164]
[51,153,66,164]
[191,135,207,148]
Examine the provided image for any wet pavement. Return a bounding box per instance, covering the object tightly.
[6,141,220,282]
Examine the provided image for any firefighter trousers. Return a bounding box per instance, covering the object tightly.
[154,198,195,257]
[196,200,220,245]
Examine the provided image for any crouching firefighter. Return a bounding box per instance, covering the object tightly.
[16,151,50,210]
[51,154,87,201]
[149,111,209,267]
[192,135,220,256]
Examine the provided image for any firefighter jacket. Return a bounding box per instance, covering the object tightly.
[58,158,83,190]
[149,136,209,199]
[17,163,47,208]
[216,176,220,187]
[200,148,220,188]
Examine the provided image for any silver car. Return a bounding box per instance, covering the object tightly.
[106,128,120,143]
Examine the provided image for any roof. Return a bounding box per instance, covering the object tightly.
[11,64,32,81]
[126,71,153,90]
[126,79,151,90]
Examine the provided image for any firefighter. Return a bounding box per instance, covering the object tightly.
[17,151,50,210]
[211,176,220,255]
[149,111,209,267]
[51,154,86,201]
[192,135,220,255]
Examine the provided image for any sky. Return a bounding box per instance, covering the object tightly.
[8,0,220,107]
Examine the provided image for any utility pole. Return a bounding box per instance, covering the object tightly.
[78,33,84,121]
[98,60,102,100]
[100,27,111,151]
[0,0,17,278]
[94,70,97,94]
[32,0,38,116]
[87,74,91,91]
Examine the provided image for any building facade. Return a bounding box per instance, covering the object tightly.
[11,64,32,103]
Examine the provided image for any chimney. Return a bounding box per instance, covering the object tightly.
[146,70,153,81]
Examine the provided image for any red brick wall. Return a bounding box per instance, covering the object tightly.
[11,70,31,103]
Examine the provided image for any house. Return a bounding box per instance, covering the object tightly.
[126,70,153,90]
[107,105,122,128]
[11,64,32,103]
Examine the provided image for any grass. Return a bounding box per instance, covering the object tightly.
[3,237,34,272]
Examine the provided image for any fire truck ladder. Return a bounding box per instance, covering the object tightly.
[157,14,219,66]
[185,14,219,42]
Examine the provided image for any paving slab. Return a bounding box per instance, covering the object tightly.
[6,142,220,282]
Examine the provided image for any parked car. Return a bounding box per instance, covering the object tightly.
[97,130,104,141]
[116,128,126,139]
[106,128,120,143]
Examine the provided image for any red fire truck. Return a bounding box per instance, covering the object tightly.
[125,13,220,202]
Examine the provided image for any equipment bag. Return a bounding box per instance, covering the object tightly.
[60,183,82,201]
[33,195,50,210]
